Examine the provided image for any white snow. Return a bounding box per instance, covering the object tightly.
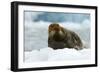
[25,47,91,63]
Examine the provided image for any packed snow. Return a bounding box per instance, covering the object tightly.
[24,47,91,62]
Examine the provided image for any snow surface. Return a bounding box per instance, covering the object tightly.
[24,47,91,63]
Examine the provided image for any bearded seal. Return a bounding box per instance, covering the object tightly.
[48,23,83,50]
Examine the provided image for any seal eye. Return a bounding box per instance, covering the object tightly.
[49,24,54,30]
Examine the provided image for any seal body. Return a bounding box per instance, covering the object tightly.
[48,23,83,50]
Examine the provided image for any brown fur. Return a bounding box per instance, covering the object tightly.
[48,23,83,50]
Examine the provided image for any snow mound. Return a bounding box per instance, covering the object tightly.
[25,47,91,63]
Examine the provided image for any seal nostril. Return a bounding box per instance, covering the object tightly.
[54,27,60,31]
